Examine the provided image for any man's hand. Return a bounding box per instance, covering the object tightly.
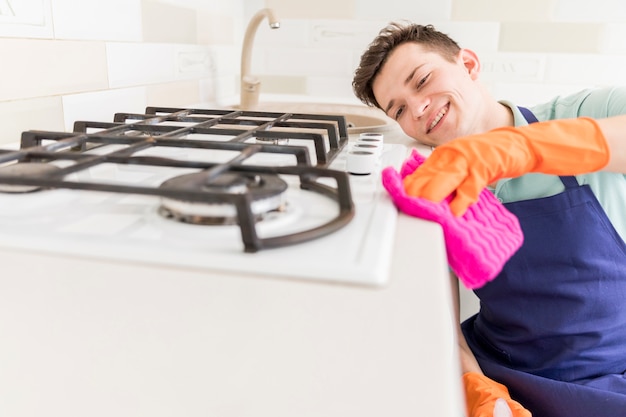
[381,149,523,289]
[463,372,532,417]
[403,117,609,216]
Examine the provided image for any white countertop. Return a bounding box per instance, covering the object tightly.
[0,104,463,416]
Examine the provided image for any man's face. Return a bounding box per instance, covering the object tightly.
[372,42,484,147]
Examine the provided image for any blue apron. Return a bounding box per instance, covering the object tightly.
[461,108,626,417]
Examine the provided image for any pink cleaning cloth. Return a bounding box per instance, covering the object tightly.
[382,149,524,289]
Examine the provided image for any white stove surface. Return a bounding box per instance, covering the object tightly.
[0,142,407,287]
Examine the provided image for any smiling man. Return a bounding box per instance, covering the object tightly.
[374,43,506,147]
[353,22,626,417]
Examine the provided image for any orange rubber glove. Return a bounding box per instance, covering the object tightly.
[463,372,532,417]
[404,117,610,216]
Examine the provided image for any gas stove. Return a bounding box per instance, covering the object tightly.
[0,107,405,286]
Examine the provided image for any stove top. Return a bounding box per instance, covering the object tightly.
[0,107,405,286]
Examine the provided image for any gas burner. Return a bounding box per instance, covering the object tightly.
[0,106,355,252]
[0,162,61,193]
[158,171,288,225]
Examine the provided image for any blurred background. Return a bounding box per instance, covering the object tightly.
[2,0,626,145]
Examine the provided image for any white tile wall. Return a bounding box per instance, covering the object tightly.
[51,0,143,41]
[545,54,626,87]
[105,42,213,89]
[253,18,310,47]
[61,87,147,131]
[309,20,386,50]
[598,24,626,55]
[0,0,240,145]
[146,80,203,107]
[0,0,54,38]
[265,0,355,19]
[431,21,501,54]
[356,0,451,21]
[176,46,214,81]
[142,0,197,43]
[265,47,354,77]
[307,76,358,100]
[479,53,546,83]
[553,0,626,21]
[106,43,177,88]
[247,3,626,105]
[0,96,65,145]
[452,0,558,21]
[1,38,109,101]
[3,0,626,144]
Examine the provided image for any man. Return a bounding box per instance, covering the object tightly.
[353,22,626,417]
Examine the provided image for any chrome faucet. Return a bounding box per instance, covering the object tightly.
[240,8,280,110]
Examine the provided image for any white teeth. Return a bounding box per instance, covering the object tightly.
[429,107,447,131]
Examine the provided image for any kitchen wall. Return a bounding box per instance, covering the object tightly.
[0,0,245,145]
[2,0,626,147]
[247,0,626,106]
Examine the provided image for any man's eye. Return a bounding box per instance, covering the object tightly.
[417,74,430,88]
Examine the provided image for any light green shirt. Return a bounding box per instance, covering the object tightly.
[497,87,626,241]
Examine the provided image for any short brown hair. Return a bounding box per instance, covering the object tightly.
[352,23,461,109]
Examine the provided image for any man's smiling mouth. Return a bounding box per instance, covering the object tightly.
[427,105,448,133]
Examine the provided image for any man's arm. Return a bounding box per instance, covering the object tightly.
[449,272,483,374]
[404,117,612,216]
[450,272,532,416]
[595,114,626,172]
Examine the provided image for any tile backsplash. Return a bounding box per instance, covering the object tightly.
[0,0,240,144]
[1,0,625,144]
[255,0,626,107]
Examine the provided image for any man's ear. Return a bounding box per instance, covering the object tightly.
[459,49,481,80]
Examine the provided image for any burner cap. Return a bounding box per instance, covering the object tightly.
[158,171,288,225]
[0,162,61,193]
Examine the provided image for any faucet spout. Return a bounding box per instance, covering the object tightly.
[240,8,280,110]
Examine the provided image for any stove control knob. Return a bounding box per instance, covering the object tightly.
[346,148,377,175]
[357,133,383,156]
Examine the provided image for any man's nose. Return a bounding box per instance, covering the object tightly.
[406,95,428,119]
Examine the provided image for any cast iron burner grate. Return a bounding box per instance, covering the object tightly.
[0,107,355,252]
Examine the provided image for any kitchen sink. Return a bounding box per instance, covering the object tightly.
[230,101,398,135]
